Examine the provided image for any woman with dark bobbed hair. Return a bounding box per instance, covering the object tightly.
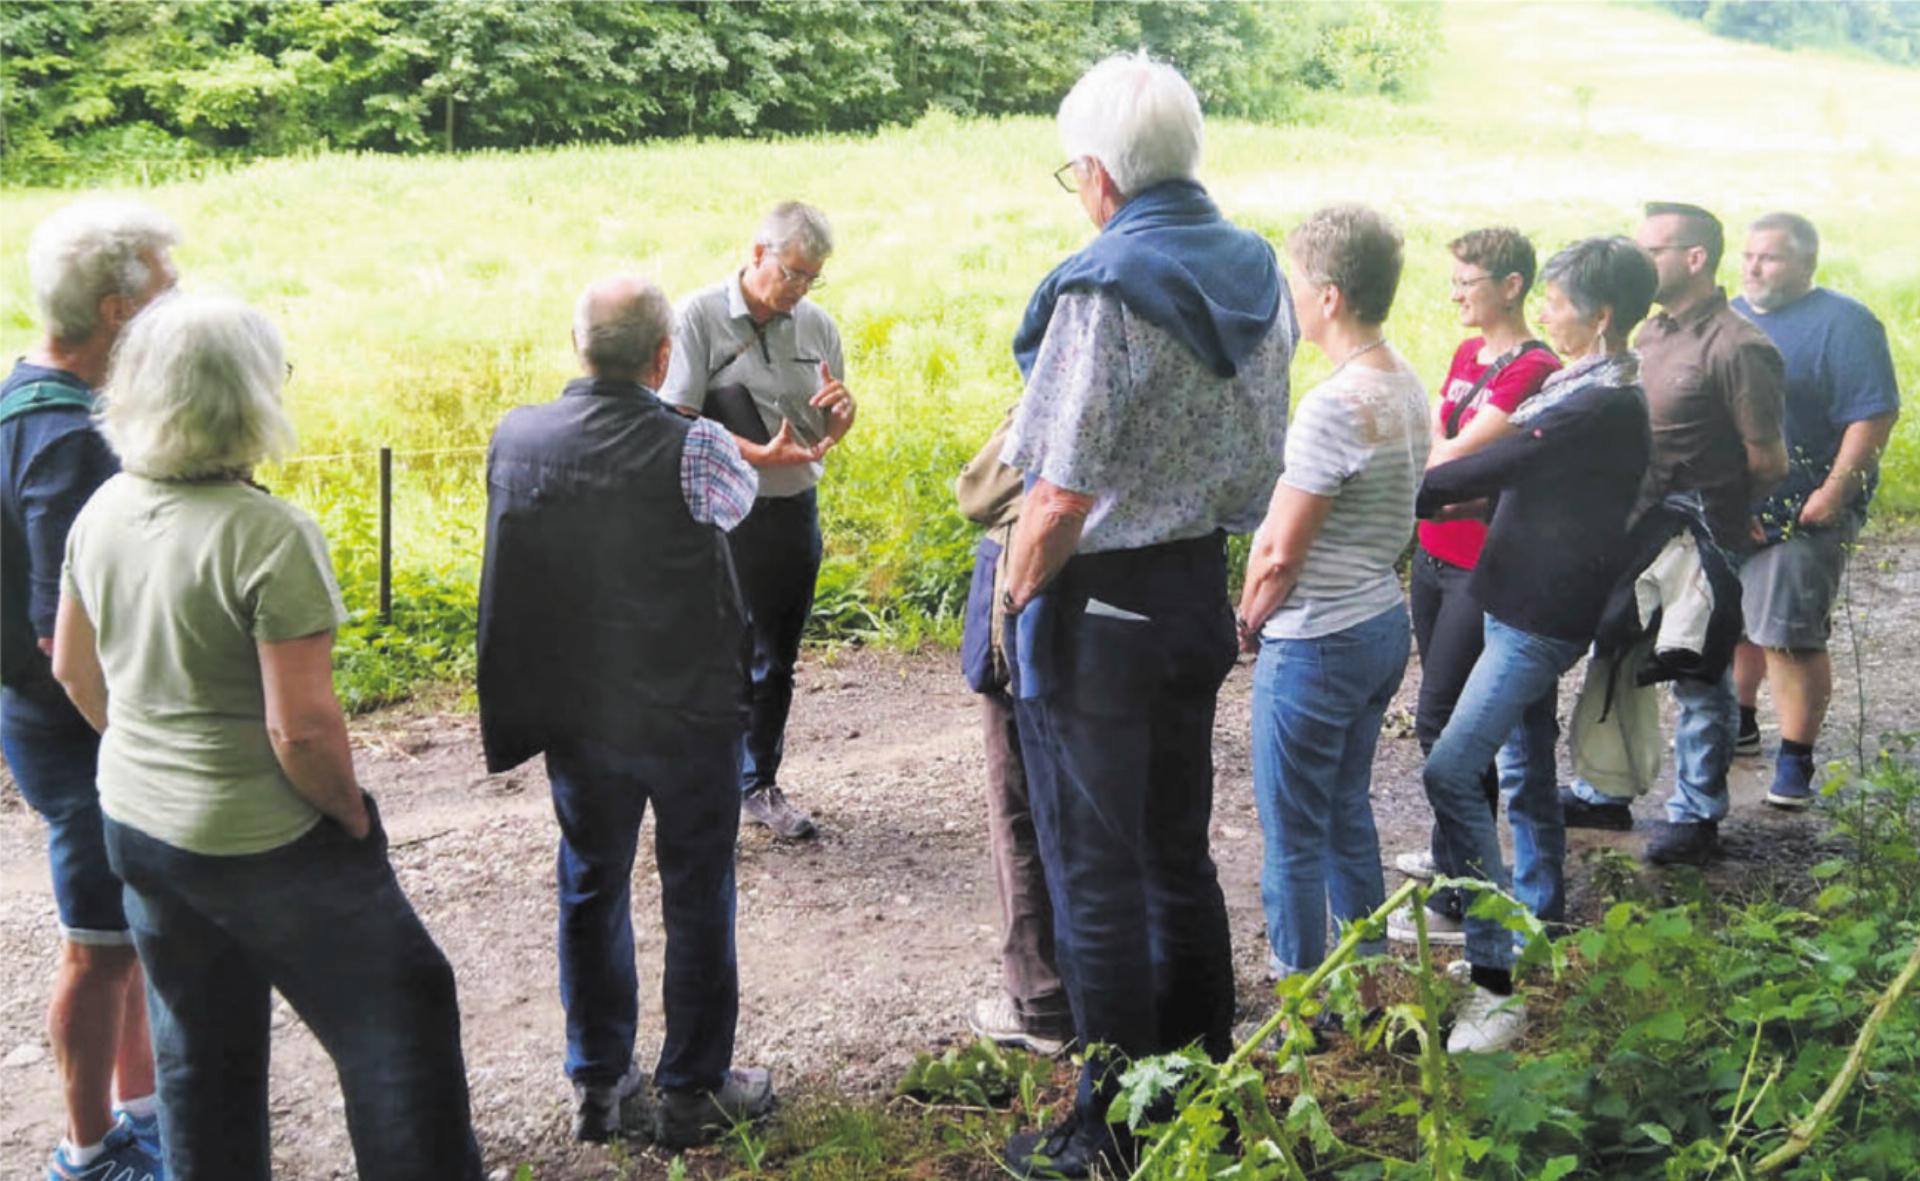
[1414,236,1657,1054]
[52,293,483,1180]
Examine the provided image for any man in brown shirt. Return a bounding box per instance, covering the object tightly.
[1562,202,1787,867]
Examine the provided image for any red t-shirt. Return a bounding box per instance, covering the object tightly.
[1418,338,1562,569]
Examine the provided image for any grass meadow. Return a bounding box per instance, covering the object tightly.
[3,1,1917,701]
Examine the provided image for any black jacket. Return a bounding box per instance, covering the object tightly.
[1416,381,1652,644]
[477,378,748,772]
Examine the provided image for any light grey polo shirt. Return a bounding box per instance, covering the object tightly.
[660,272,846,499]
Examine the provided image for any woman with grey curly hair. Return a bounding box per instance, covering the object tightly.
[52,293,484,1181]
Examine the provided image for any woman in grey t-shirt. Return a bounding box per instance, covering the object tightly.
[1236,206,1429,1003]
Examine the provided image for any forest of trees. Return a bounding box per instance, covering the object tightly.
[2,0,1436,184]
[1660,0,1920,65]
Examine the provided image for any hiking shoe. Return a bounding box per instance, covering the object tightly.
[1646,819,1719,866]
[1735,720,1763,758]
[1386,901,1467,946]
[969,992,1071,1057]
[1393,849,1437,881]
[650,1067,776,1149]
[1447,984,1527,1054]
[1005,1112,1130,1179]
[1765,752,1817,810]
[1558,786,1634,831]
[47,1114,163,1181]
[1444,957,1473,984]
[742,786,816,840]
[573,1062,649,1143]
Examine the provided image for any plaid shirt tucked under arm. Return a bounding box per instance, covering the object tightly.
[679,416,759,531]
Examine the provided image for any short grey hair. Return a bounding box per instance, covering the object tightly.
[98,294,294,480]
[755,202,834,261]
[1288,205,1405,325]
[573,275,673,379]
[1057,53,1203,196]
[27,198,182,342]
[1540,236,1658,336]
[1750,211,1820,265]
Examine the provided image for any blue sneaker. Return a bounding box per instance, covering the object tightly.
[1765,752,1816,810]
[47,1113,164,1180]
[115,1105,164,1164]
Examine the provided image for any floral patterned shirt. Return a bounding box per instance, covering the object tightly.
[1003,290,1294,553]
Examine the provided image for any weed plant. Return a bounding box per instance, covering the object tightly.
[1,2,1915,707]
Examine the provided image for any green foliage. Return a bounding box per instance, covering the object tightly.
[1658,1,1920,66]
[1,0,1437,183]
[895,1038,1052,1109]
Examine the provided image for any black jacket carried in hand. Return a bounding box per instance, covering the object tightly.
[477,378,748,772]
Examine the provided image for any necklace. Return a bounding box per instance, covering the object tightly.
[1331,335,1387,376]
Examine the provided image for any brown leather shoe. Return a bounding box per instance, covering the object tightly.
[742,785,816,840]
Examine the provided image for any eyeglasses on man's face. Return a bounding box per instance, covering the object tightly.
[774,259,825,290]
[1645,243,1701,256]
[1450,274,1496,294]
[1053,160,1081,194]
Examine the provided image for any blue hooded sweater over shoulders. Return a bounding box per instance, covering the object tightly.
[1011,178,1281,380]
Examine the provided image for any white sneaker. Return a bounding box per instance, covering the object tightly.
[1447,984,1528,1054]
[968,992,1070,1057]
[1393,849,1437,881]
[1386,902,1466,946]
[1444,957,1472,984]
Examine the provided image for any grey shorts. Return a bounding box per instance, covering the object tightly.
[1739,518,1859,651]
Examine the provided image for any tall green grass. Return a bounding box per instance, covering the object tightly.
[4,1,1916,701]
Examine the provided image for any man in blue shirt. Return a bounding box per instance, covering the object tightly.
[1731,212,1901,807]
[2,198,178,1180]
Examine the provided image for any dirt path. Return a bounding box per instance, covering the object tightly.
[3,538,1915,1180]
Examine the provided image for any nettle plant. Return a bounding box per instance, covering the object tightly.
[1104,754,1920,1181]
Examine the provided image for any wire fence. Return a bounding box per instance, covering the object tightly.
[267,444,489,626]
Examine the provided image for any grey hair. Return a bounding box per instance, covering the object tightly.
[1750,211,1820,265]
[98,294,294,480]
[1288,205,1405,325]
[755,202,834,261]
[1057,52,1203,196]
[1540,236,1658,336]
[573,276,673,379]
[26,198,182,342]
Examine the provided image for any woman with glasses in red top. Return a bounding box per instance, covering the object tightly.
[1388,228,1562,946]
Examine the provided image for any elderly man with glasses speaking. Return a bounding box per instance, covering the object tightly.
[660,201,856,842]
[996,53,1295,1177]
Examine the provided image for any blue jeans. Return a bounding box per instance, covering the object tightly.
[1422,615,1584,970]
[545,726,743,1092]
[1,685,127,942]
[104,801,481,1181]
[1250,605,1409,974]
[729,490,823,795]
[1568,668,1735,824]
[1012,534,1238,1131]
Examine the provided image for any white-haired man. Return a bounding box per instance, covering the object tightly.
[479,275,775,1148]
[2,197,177,1180]
[1731,213,1901,807]
[660,202,855,841]
[998,54,1294,1176]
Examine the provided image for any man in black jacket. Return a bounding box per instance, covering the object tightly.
[477,274,773,1148]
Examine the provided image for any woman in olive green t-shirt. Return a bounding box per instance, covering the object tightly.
[52,294,483,1181]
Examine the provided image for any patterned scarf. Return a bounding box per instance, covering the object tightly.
[1508,349,1640,427]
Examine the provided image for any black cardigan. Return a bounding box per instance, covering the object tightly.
[1415,381,1652,643]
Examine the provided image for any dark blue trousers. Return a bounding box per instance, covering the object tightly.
[1012,534,1238,1130]
[104,802,481,1181]
[728,489,823,795]
[544,725,743,1092]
